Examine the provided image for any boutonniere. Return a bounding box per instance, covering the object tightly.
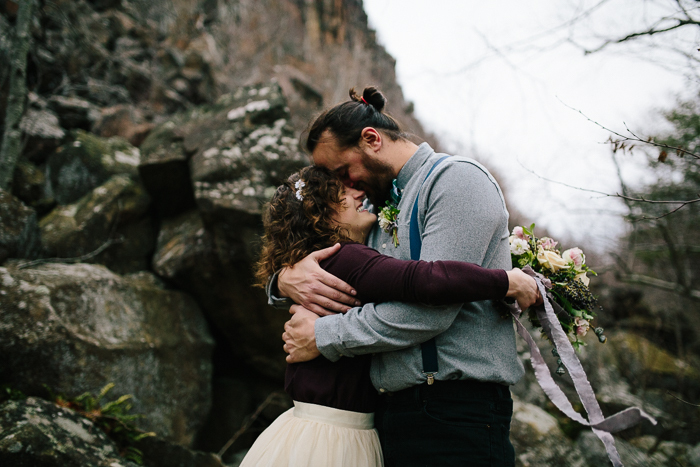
[378,201,400,247]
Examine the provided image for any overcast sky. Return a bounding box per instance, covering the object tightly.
[363,0,695,252]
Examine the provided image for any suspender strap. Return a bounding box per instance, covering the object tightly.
[410,155,450,382]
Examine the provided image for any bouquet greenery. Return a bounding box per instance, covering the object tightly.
[509,224,605,351]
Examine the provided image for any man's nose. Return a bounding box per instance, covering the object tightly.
[353,189,366,199]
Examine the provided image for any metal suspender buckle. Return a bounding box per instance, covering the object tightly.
[424,372,437,385]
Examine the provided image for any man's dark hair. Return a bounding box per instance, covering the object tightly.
[305,87,407,153]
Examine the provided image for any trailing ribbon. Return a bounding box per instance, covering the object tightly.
[510,267,657,467]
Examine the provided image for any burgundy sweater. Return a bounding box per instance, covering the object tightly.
[284,242,509,413]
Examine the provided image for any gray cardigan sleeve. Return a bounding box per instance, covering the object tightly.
[315,160,509,361]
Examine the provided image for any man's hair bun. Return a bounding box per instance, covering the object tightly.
[349,86,386,112]
[306,85,405,153]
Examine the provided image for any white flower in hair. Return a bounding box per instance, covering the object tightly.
[295,180,305,201]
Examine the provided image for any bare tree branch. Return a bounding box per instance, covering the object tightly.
[583,18,700,54]
[666,390,700,407]
[15,237,125,270]
[217,391,287,459]
[657,222,689,289]
[617,272,700,301]
[518,161,700,218]
[558,98,700,160]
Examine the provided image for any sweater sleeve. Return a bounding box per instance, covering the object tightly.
[320,243,509,306]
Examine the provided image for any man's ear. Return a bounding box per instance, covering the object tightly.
[360,127,382,152]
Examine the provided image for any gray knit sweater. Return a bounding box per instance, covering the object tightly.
[315,143,525,392]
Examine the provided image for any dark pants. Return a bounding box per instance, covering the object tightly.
[375,380,515,467]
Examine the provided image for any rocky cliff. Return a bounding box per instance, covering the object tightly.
[0,1,698,466]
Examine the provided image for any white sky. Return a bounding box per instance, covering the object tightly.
[363,0,695,252]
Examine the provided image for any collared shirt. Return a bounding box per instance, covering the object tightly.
[315,143,525,392]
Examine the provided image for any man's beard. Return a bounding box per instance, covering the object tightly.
[356,152,395,207]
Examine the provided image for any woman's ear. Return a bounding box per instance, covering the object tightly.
[360,127,382,152]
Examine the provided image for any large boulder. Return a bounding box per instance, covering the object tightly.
[0,263,214,445]
[19,107,66,162]
[12,159,54,215]
[137,120,196,217]
[45,130,141,205]
[48,95,98,131]
[138,82,306,218]
[575,430,695,467]
[152,209,289,380]
[0,190,42,264]
[0,397,139,467]
[92,104,154,147]
[147,83,308,380]
[39,174,156,274]
[510,397,587,467]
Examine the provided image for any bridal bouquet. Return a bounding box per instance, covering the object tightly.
[508,225,654,463]
[509,224,605,350]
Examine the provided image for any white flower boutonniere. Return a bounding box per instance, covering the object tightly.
[378,201,400,247]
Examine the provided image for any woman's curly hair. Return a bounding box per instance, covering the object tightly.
[254,166,353,288]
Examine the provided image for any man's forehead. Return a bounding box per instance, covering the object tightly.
[311,136,344,170]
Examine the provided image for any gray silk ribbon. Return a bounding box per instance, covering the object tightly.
[510,267,657,467]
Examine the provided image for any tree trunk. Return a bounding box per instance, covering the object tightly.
[0,0,35,190]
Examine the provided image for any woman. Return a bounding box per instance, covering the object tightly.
[240,165,538,467]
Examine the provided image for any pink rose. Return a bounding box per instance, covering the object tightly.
[575,317,589,336]
[538,237,558,251]
[562,248,585,269]
[512,226,527,240]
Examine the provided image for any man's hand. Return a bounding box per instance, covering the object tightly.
[282,305,322,363]
[278,243,361,316]
[505,269,543,311]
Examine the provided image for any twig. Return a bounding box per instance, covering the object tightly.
[217,391,286,459]
[557,98,700,160]
[17,199,125,269]
[583,16,700,55]
[666,390,700,407]
[16,237,125,269]
[518,161,700,217]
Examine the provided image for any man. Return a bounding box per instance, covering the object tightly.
[271,88,536,466]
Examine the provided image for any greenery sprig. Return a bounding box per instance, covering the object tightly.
[44,383,156,465]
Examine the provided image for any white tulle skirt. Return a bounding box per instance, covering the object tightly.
[239,401,383,467]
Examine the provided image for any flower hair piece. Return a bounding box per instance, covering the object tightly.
[294,180,305,201]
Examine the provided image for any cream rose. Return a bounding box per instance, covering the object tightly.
[575,272,590,286]
[537,246,569,272]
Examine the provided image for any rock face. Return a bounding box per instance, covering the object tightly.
[0,263,214,445]
[45,130,140,206]
[39,174,156,274]
[147,82,308,380]
[0,190,42,263]
[510,398,587,467]
[0,397,139,467]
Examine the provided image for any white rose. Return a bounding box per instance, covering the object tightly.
[510,238,530,255]
[378,215,391,231]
